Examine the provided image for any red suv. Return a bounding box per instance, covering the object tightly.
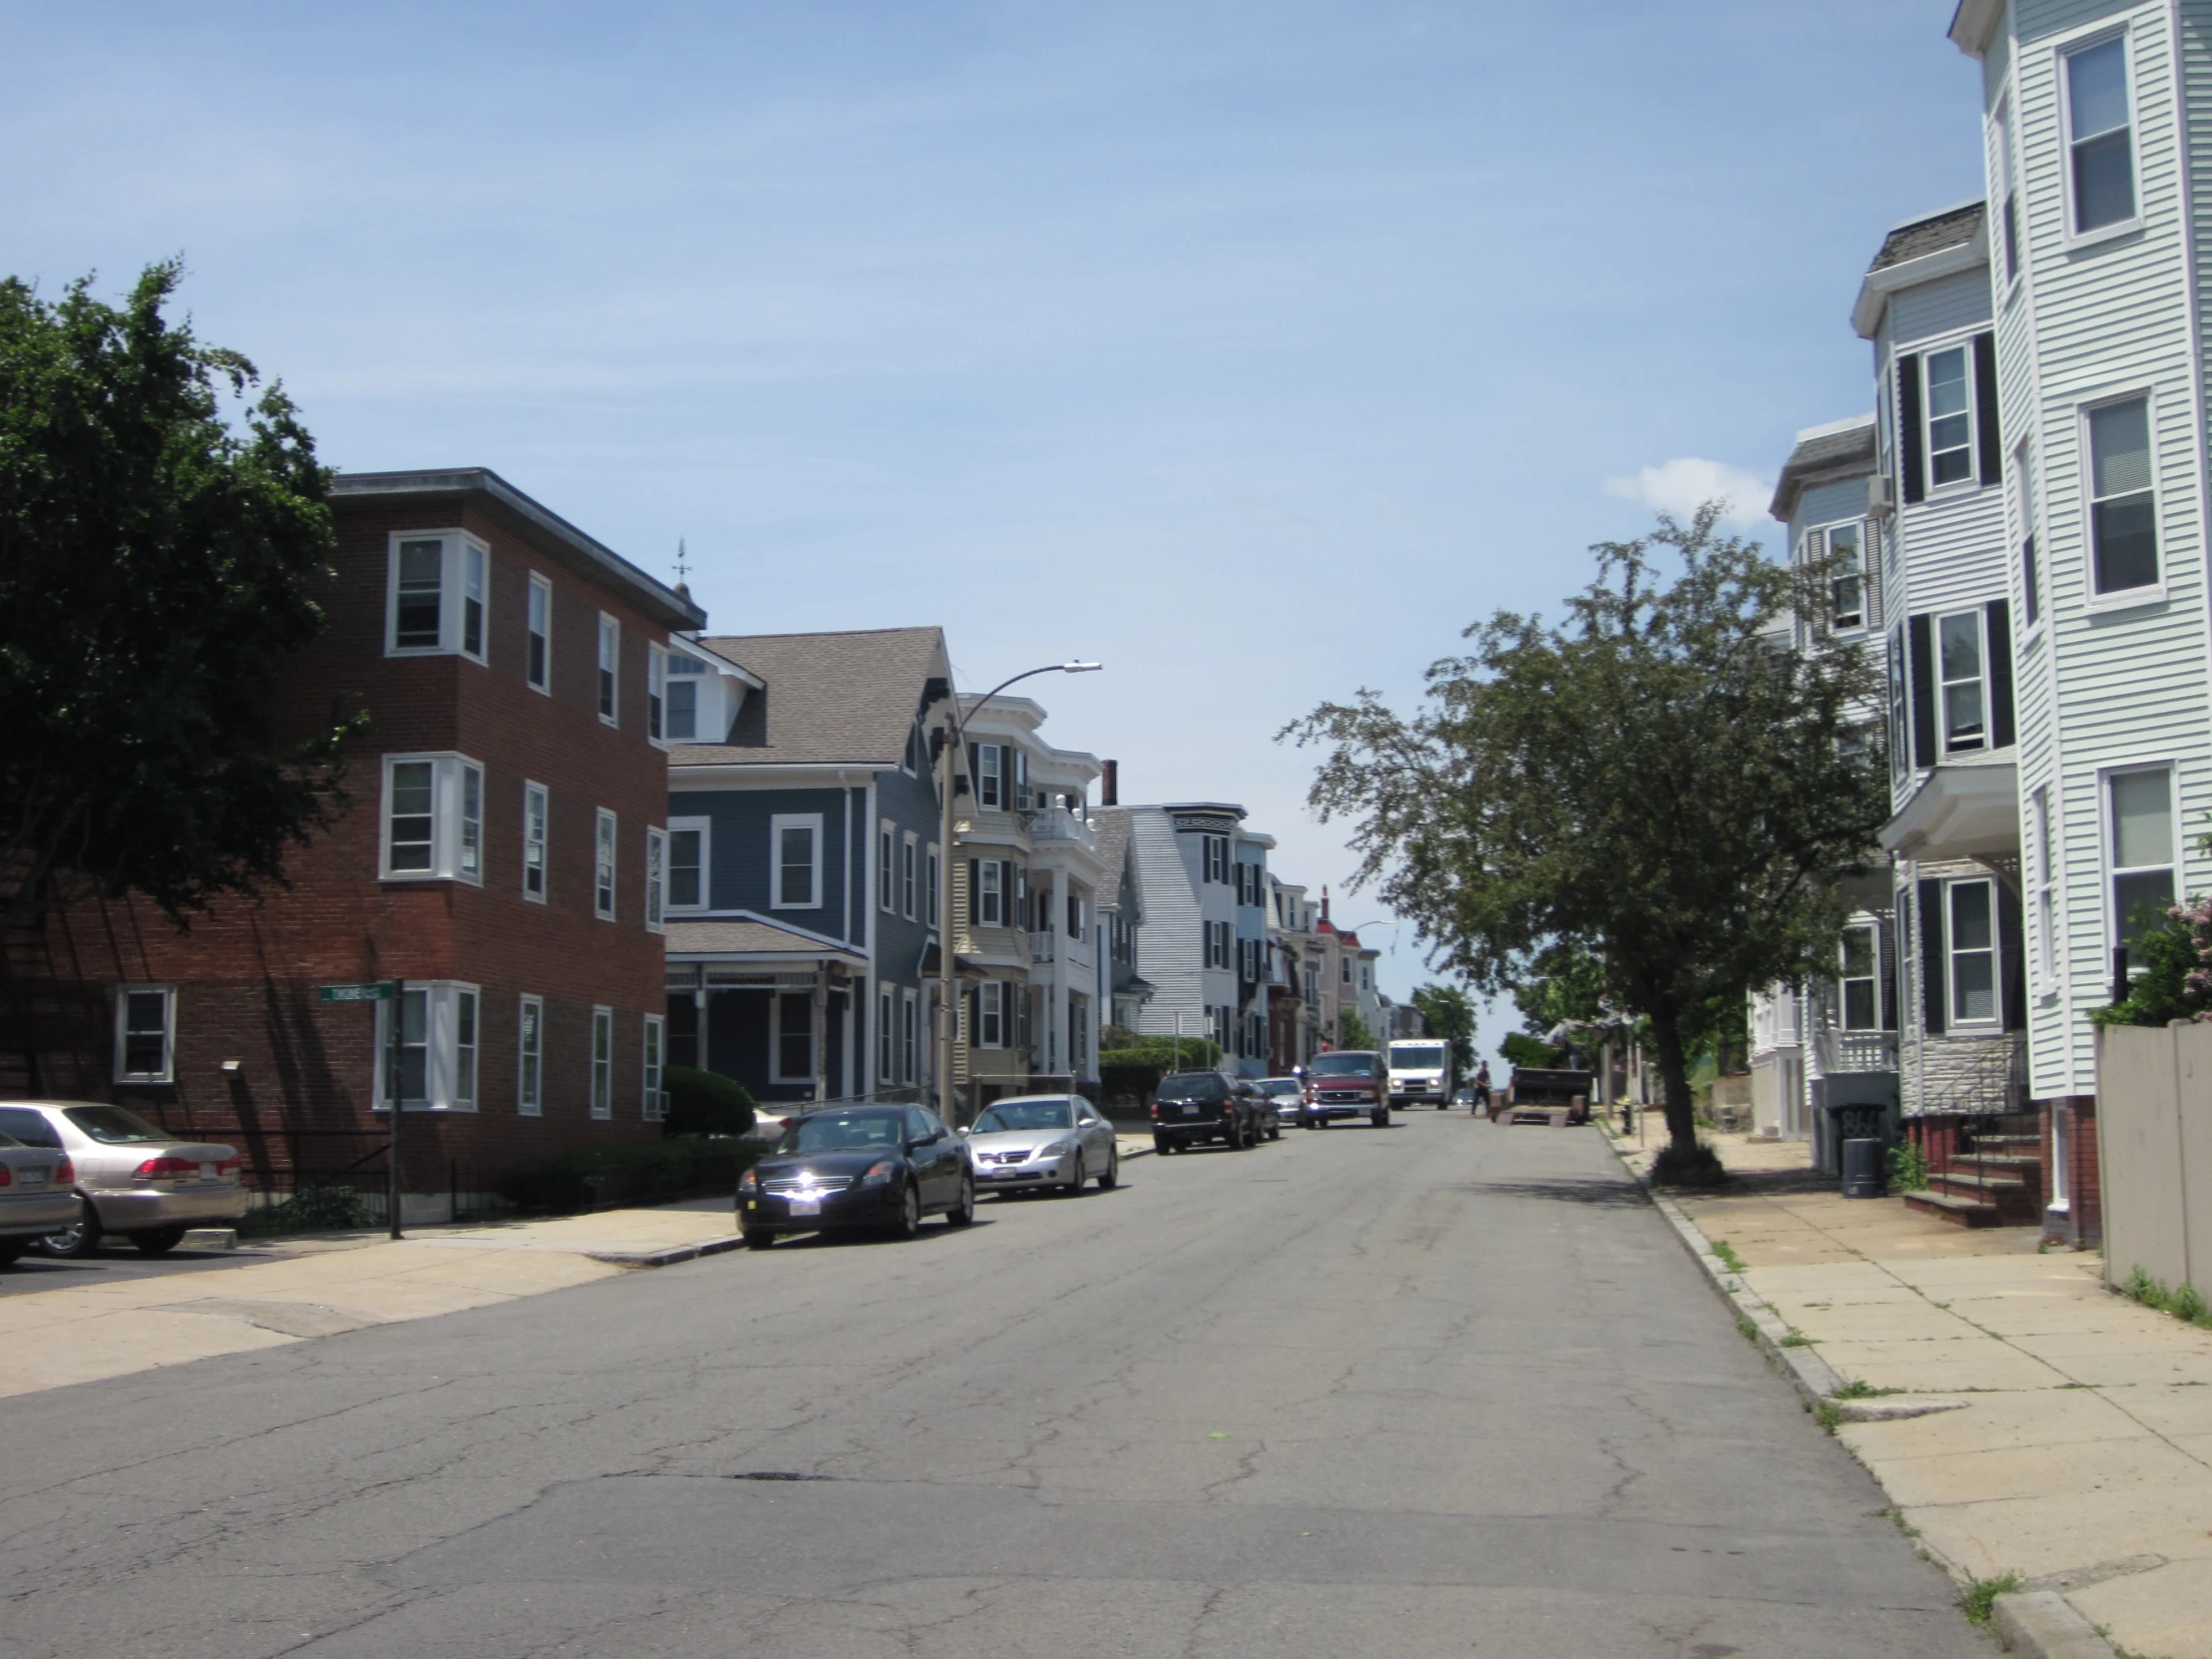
[1301,1053,1390,1129]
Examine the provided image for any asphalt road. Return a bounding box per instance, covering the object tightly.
[0,1113,1987,1658]
[0,1239,293,1296]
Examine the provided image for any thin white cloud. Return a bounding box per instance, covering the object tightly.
[1603,457,1774,530]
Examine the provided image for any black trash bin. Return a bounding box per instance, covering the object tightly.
[1842,1137,1884,1199]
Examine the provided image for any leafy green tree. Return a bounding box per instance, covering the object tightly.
[1510,940,1607,1036]
[1409,982,1477,1073]
[1337,1009,1379,1050]
[1284,507,1886,1163]
[0,262,354,930]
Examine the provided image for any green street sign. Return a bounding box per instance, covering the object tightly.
[318,981,395,1003]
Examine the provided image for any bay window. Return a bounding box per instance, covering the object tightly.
[381,754,486,882]
[2066,33,2137,235]
[386,533,489,662]
[374,982,483,1110]
[2108,767,2175,965]
[2088,396,2157,596]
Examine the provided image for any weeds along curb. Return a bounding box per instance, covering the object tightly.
[1598,1130,2119,1659]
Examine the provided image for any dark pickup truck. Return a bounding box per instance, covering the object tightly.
[1150,1072,1269,1153]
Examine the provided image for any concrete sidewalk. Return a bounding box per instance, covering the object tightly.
[1612,1125,2212,1659]
[0,1202,748,1400]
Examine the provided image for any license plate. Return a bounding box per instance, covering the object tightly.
[790,1197,821,1217]
[16,1167,45,1188]
[1182,1104,1199,1115]
[201,1162,218,1181]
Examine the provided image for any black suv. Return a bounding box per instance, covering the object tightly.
[1150,1072,1270,1153]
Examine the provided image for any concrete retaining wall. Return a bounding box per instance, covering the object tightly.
[2096,1022,2212,1294]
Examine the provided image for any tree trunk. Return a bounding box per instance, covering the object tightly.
[1647,1005,1699,1156]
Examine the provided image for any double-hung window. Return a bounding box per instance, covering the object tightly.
[1068,890,1086,939]
[386,533,489,662]
[976,981,1005,1048]
[1205,920,1231,969]
[591,1006,613,1118]
[1202,835,1229,883]
[2108,767,2176,964]
[902,832,919,920]
[2018,441,2041,628]
[900,990,918,1082]
[2066,33,2136,235]
[597,615,619,725]
[1994,99,2021,286]
[382,755,485,883]
[595,810,618,920]
[772,815,822,909]
[375,982,482,1110]
[1887,627,1910,783]
[1926,347,1974,488]
[775,994,814,1080]
[647,645,669,744]
[1947,880,2000,1026]
[2088,396,2157,596]
[878,822,896,912]
[642,1015,666,1121]
[878,987,896,1082]
[925,843,940,923]
[2031,788,2059,992]
[665,654,704,740]
[115,986,176,1083]
[975,858,1004,926]
[517,994,544,1116]
[1839,926,1880,1031]
[522,782,548,901]
[526,573,551,692]
[1937,611,1987,753]
[644,827,667,931]
[971,744,1004,808]
[667,818,709,911]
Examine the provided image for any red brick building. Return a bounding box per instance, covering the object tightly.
[6,468,705,1201]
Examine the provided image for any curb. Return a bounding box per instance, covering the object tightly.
[1601,1132,2118,1659]
[586,1235,747,1269]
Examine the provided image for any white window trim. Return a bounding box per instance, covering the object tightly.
[772,993,816,1083]
[977,857,1004,927]
[518,993,544,1116]
[975,744,1003,810]
[114,983,177,1084]
[1838,922,1881,1032]
[770,813,825,910]
[1992,91,2025,300]
[976,980,1005,1050]
[590,1005,614,1119]
[384,530,491,663]
[2030,787,2061,1001]
[925,842,940,926]
[1944,878,2003,1030]
[2102,761,2178,964]
[643,1013,667,1122]
[901,988,919,1084]
[2015,437,2044,641]
[2080,388,2165,611]
[1805,518,1871,634]
[525,571,552,694]
[522,780,549,904]
[645,825,667,933]
[597,613,620,727]
[595,808,618,921]
[380,753,487,884]
[901,830,919,921]
[373,980,483,1112]
[878,820,896,914]
[878,985,896,1083]
[1936,607,1991,756]
[666,815,711,913]
[647,643,670,746]
[2055,24,2143,253]
[1922,340,1979,496]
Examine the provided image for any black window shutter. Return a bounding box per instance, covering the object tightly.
[1919,877,1946,1034]
[1985,598,2014,748]
[967,857,979,925]
[1899,353,1926,504]
[1973,331,2002,484]
[1998,880,2026,1031]
[1909,614,1937,770]
[1878,916,1899,1031]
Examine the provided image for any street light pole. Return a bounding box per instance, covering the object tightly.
[936,660,1102,1125]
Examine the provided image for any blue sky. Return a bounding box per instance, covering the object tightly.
[4,1,1984,1020]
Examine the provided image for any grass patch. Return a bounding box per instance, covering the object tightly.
[1814,1401,1842,1434]
[1960,1571,2022,1626]
[1710,1239,1749,1274]
[1886,1140,1930,1194]
[1735,1315,1757,1341]
[1877,1505,1922,1540]
[1830,1380,1901,1399]
[1779,1332,1816,1348]
[2121,1266,2212,1330]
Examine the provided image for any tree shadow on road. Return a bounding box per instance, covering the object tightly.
[1451,1178,1651,1209]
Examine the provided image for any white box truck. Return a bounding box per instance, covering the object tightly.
[1385,1039,1456,1109]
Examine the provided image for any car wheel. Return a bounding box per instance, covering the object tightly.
[742,1228,777,1250]
[131,1226,189,1257]
[1097,1153,1118,1190]
[1062,1152,1086,1195]
[39,1201,102,1260]
[945,1174,976,1226]
[1268,1118,1283,1141]
[885,1182,922,1240]
[1153,1136,1173,1155]
[1371,1109,1388,1129]
[1315,1115,1329,1130]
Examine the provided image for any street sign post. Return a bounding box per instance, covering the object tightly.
[318,980,404,1238]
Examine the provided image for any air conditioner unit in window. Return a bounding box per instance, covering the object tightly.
[1866,474,1895,518]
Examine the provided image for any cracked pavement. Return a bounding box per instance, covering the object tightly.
[0,1114,1989,1657]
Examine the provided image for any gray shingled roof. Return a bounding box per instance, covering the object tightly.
[1769,418,1877,521]
[664,918,867,960]
[1870,202,1984,273]
[670,626,948,769]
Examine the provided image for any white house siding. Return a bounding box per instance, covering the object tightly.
[1890,266,1998,341]
[1798,477,1875,531]
[1987,0,2212,1098]
[1127,811,1204,1040]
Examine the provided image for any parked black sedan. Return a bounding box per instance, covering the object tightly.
[1149,1071,1271,1153]
[737,1105,975,1248]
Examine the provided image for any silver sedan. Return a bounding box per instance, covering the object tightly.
[0,1131,82,1268]
[961,1095,1119,1196]
[0,1103,247,1259]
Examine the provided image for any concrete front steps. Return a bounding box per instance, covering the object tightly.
[1902,1138,2044,1229]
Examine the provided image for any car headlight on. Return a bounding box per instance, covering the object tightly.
[1039,1138,1076,1159]
[857,1160,898,1188]
[738,1168,760,1192]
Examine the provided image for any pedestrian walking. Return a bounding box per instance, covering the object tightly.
[1471,1061,1491,1114]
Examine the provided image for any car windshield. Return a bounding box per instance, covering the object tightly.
[1390,1046,1447,1069]
[974,1101,1074,1133]
[61,1105,172,1144]
[1257,1080,1300,1096]
[1308,1054,1378,1076]
[779,1111,904,1154]
[1156,1073,1226,1100]
[0,1108,62,1149]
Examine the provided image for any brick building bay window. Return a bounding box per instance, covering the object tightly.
[591,1007,614,1119]
[374,983,481,1110]
[381,755,486,882]
[643,1014,666,1121]
[386,533,488,662]
[596,810,618,919]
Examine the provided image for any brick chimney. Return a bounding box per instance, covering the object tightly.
[1101,759,1118,806]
